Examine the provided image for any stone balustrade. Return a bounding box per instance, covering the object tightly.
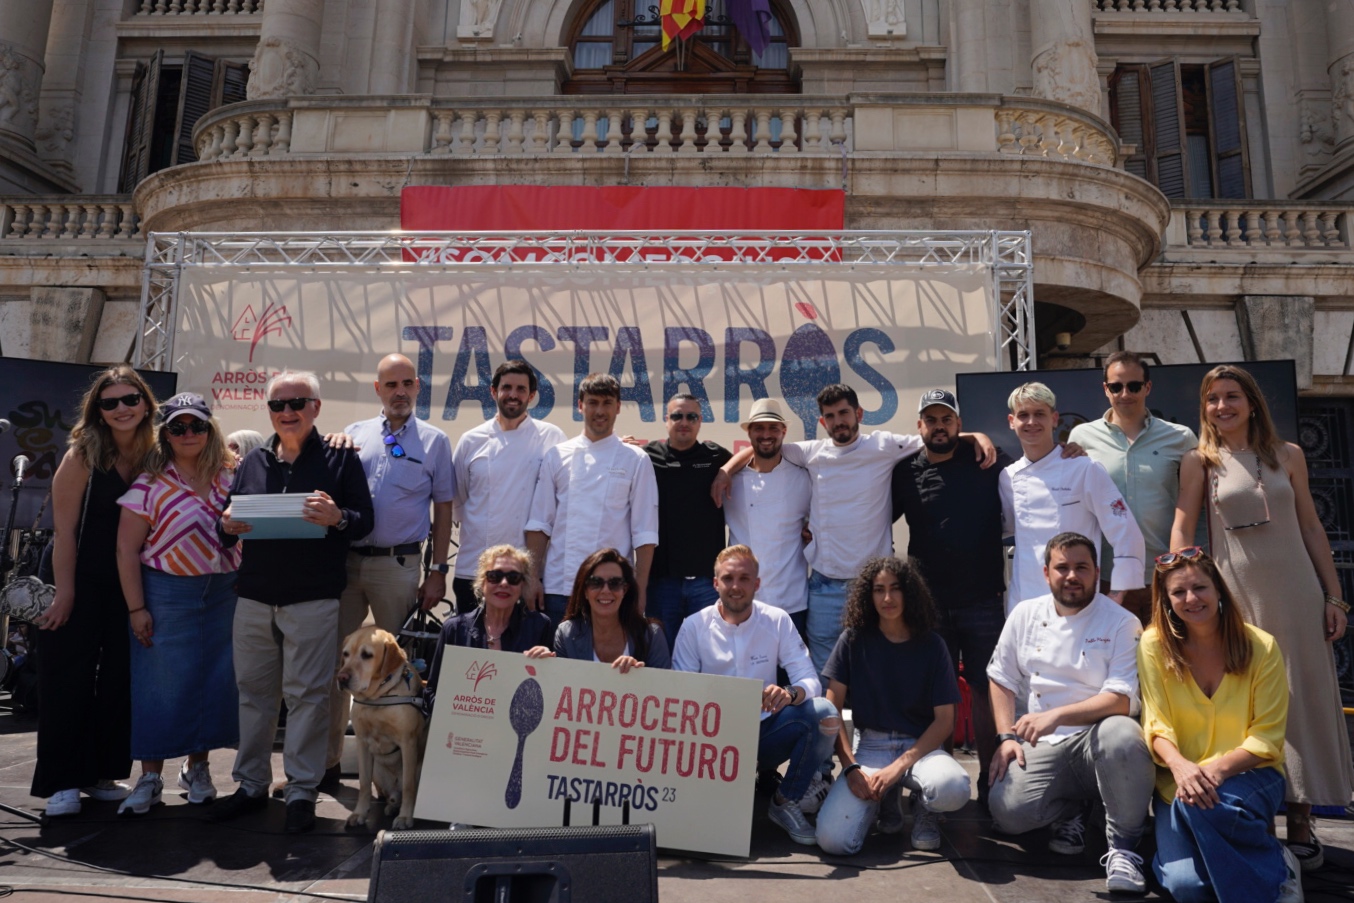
[0,197,140,242]
[196,106,293,160]
[995,105,1117,166]
[1093,0,1241,11]
[135,0,263,14]
[1170,203,1352,250]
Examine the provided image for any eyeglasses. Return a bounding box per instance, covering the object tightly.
[584,576,627,592]
[165,419,210,437]
[96,392,143,411]
[668,412,701,423]
[267,397,315,413]
[1155,546,1206,568]
[384,434,405,458]
[484,569,525,586]
[1105,381,1146,395]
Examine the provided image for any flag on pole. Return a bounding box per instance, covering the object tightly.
[727,0,772,56]
[660,0,706,51]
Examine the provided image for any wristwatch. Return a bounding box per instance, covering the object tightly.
[335,515,349,532]
[430,563,450,575]
[996,732,1021,745]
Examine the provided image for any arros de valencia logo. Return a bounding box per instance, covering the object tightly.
[466,660,497,693]
[231,302,293,363]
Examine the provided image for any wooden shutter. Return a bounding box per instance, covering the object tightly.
[1148,59,1188,198]
[171,51,217,167]
[1110,65,1152,183]
[118,50,162,192]
[216,60,249,107]
[1206,57,1251,199]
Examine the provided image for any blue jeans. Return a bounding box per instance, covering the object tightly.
[816,729,971,854]
[1153,768,1287,903]
[544,593,569,632]
[649,575,719,649]
[806,570,850,674]
[758,696,838,802]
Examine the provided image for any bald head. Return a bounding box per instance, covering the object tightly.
[374,354,418,427]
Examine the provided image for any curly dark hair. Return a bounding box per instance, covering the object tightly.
[841,556,937,637]
[563,548,655,661]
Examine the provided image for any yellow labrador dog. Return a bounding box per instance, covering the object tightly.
[337,626,428,831]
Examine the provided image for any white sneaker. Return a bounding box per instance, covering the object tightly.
[910,797,941,851]
[81,780,131,802]
[768,795,816,845]
[1279,844,1305,903]
[798,772,831,816]
[1100,848,1146,894]
[178,761,217,805]
[1049,812,1086,854]
[46,789,81,817]
[877,784,905,834]
[118,773,163,817]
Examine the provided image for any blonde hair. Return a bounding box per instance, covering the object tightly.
[1007,381,1057,413]
[1149,551,1252,680]
[475,544,538,603]
[1196,365,1282,471]
[714,544,759,575]
[68,366,158,472]
[146,412,233,481]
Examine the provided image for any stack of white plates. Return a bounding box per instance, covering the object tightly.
[231,494,327,539]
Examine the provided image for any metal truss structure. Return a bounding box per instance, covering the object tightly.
[137,230,1035,372]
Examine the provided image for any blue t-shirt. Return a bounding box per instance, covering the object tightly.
[823,628,960,737]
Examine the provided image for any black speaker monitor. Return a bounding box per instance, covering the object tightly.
[368,824,658,903]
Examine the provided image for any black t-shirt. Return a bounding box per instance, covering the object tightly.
[823,628,960,738]
[890,448,1010,604]
[645,439,732,579]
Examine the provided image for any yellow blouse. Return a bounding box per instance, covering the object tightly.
[1137,623,1287,803]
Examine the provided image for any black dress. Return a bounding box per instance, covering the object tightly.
[30,465,134,798]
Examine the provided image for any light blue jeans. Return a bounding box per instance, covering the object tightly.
[806,570,850,674]
[649,575,719,650]
[1153,767,1287,903]
[758,696,838,802]
[816,728,971,854]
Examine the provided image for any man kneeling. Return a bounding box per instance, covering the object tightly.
[673,545,837,845]
[987,532,1154,894]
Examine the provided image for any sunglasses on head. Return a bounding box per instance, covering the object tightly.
[267,397,315,413]
[585,576,627,592]
[1155,546,1206,568]
[384,434,406,458]
[166,419,209,437]
[96,392,143,411]
[1105,381,1146,395]
[668,411,701,423]
[484,569,525,586]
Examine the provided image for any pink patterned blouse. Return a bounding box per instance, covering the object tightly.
[117,464,242,576]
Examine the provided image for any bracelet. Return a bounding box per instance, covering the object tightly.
[127,606,146,615]
[1325,595,1350,614]
[841,762,864,777]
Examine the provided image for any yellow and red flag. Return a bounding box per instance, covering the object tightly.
[660,0,706,50]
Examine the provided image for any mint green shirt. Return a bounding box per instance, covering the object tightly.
[1067,411,1198,584]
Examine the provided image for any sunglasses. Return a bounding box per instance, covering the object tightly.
[384,434,405,458]
[96,392,143,411]
[584,576,628,592]
[668,411,701,423]
[165,419,210,437]
[267,397,315,413]
[484,569,525,586]
[1155,546,1206,568]
[1105,381,1146,395]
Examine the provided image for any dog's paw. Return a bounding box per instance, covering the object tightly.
[392,815,415,830]
[345,813,365,830]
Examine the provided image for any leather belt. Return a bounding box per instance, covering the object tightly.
[351,543,422,557]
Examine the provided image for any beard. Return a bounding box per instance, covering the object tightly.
[1054,584,1096,610]
[924,433,959,455]
[497,397,526,419]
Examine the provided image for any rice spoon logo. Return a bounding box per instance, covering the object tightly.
[466,660,497,693]
[231,302,293,362]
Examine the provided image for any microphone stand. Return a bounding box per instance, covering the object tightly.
[0,463,44,824]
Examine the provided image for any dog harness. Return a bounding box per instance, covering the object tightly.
[352,663,426,716]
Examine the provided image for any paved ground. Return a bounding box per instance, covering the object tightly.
[3,703,1353,903]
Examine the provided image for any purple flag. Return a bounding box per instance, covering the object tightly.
[727,0,772,56]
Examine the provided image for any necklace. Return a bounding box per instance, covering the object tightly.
[1213,448,1270,531]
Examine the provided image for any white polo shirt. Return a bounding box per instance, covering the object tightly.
[524,433,660,596]
[987,592,1143,744]
[781,431,923,579]
[999,452,1146,615]
[452,416,566,580]
[724,461,812,615]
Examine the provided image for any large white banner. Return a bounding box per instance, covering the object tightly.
[173,264,996,449]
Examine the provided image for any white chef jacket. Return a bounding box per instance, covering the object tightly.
[987,592,1143,743]
[524,433,660,596]
[672,600,821,721]
[999,452,1146,615]
[452,416,566,580]
[781,431,923,579]
[724,462,812,615]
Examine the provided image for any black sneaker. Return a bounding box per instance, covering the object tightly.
[206,787,267,822]
[285,798,316,834]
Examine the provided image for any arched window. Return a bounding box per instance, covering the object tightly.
[566,0,799,94]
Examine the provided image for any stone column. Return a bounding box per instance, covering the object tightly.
[950,0,989,93]
[368,1,416,95]
[1236,295,1315,390]
[247,0,324,100]
[1328,0,1354,150]
[1029,0,1101,116]
[0,1,55,152]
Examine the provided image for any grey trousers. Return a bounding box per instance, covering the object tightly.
[232,596,339,804]
[326,553,419,768]
[989,715,1154,850]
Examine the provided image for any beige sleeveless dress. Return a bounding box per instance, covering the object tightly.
[1208,447,1354,805]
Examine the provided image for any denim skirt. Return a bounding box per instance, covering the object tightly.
[129,566,239,759]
